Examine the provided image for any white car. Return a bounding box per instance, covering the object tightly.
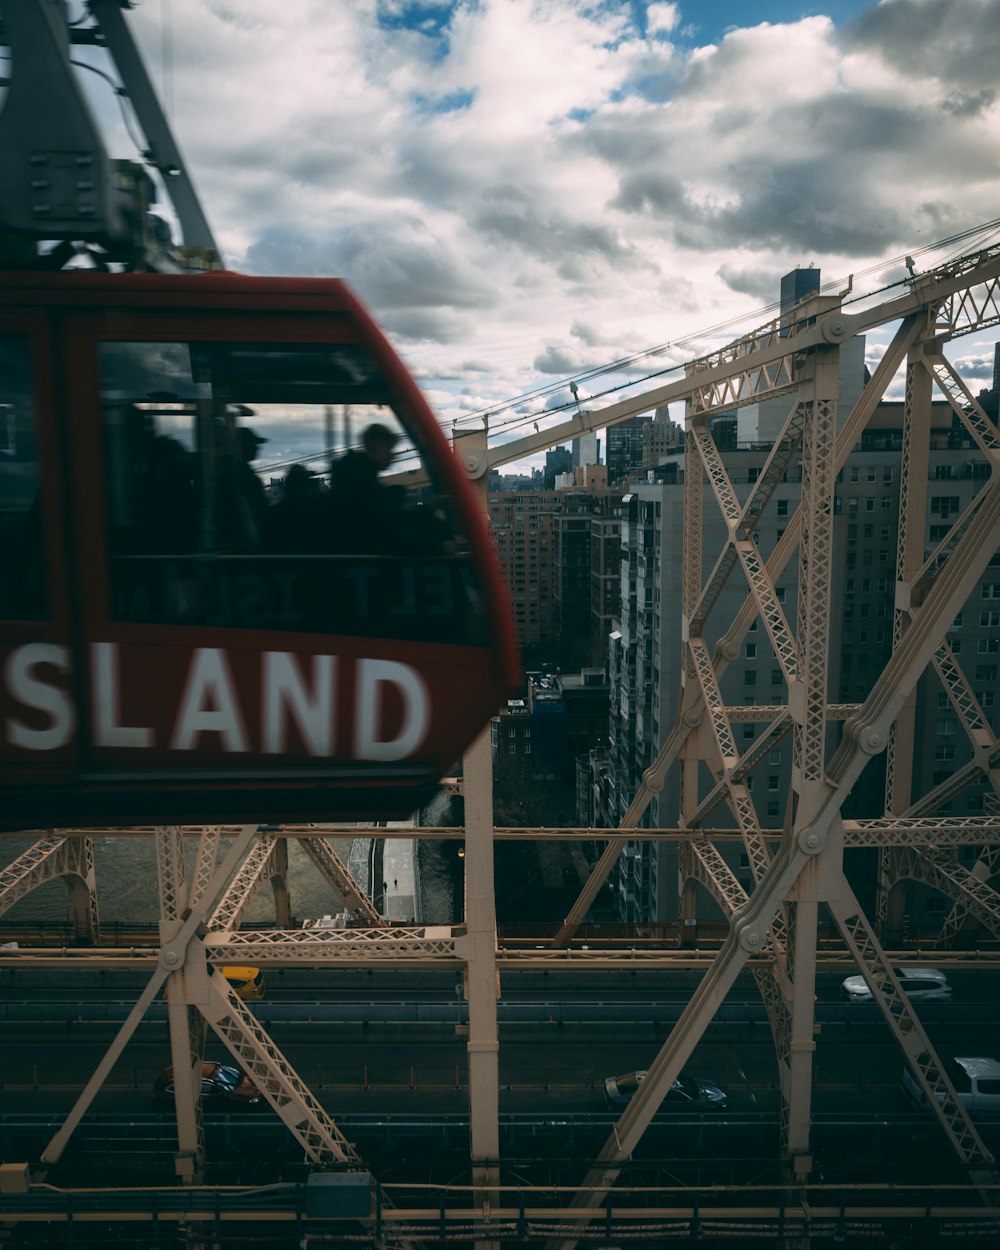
[902,1056,1000,1114]
[840,966,951,1003]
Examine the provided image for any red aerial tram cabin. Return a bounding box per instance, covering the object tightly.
[0,270,520,828]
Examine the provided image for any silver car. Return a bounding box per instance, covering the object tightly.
[903,1055,1000,1114]
[840,966,951,1003]
[604,1069,728,1111]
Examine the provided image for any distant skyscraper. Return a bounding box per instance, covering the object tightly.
[572,431,598,468]
[544,446,572,489]
[606,415,651,485]
[779,265,821,337]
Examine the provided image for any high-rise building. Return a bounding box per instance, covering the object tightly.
[489,491,557,649]
[552,488,621,669]
[544,446,572,489]
[572,431,599,468]
[643,406,682,467]
[606,415,652,485]
[491,483,624,667]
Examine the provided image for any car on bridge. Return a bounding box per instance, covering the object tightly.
[152,1062,262,1106]
[223,965,266,1001]
[840,966,951,1004]
[902,1055,1000,1115]
[604,1070,728,1111]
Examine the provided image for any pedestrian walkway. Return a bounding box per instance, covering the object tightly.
[378,830,418,924]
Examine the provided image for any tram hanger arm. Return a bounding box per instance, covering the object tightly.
[0,0,220,269]
[88,0,220,260]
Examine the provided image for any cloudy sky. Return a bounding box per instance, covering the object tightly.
[112,0,1000,449]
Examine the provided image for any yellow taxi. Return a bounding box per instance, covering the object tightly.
[222,965,266,1001]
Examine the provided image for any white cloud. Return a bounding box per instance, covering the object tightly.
[107,0,1000,432]
[647,3,681,37]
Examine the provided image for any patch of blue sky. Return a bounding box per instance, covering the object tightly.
[412,88,476,115]
[655,0,877,46]
[376,1,454,30]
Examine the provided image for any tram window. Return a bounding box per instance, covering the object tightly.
[99,340,486,644]
[0,336,45,619]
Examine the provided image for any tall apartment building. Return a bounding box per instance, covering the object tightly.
[489,491,557,650]
[643,406,683,468]
[606,415,652,486]
[491,484,625,666]
[552,488,622,668]
[543,446,572,489]
[572,431,599,469]
[605,364,1000,927]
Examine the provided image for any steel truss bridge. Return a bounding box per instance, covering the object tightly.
[4,245,1000,1247]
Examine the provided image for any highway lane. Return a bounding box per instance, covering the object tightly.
[5,962,1000,1002]
[3,1000,996,1198]
[2,1009,996,1118]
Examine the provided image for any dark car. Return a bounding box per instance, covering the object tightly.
[152,1061,261,1105]
[604,1069,729,1111]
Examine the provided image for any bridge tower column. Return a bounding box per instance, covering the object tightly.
[61,835,101,944]
[455,425,501,1246]
[781,343,840,1183]
[879,347,934,940]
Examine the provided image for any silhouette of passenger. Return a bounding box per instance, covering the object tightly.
[143,433,197,553]
[328,423,404,553]
[271,463,325,553]
[232,426,271,551]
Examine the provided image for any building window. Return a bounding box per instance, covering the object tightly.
[745,643,757,659]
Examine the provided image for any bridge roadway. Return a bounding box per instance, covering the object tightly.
[3,967,1000,1243]
[2,966,999,1118]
